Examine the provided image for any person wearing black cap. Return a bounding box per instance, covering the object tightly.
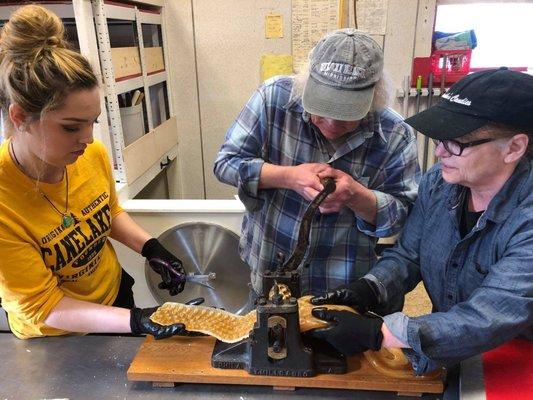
[214,29,420,297]
[309,67,533,374]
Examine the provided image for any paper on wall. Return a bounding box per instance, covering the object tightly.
[265,13,284,39]
[260,54,294,82]
[291,0,339,73]
[355,0,388,35]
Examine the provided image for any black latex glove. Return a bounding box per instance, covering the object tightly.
[130,297,205,340]
[310,278,381,313]
[306,308,383,356]
[142,238,186,296]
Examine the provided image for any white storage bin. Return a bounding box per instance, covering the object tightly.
[120,103,145,146]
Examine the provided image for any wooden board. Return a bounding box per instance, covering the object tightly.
[123,116,177,183]
[111,47,142,80]
[127,336,444,395]
[145,47,165,74]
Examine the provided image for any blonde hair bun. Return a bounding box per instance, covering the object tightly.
[0,4,67,64]
[0,5,97,137]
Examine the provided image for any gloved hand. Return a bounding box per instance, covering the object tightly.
[130,297,205,340]
[142,238,186,296]
[310,278,380,314]
[307,308,383,356]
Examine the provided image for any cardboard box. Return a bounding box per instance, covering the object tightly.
[145,47,165,74]
[111,47,142,80]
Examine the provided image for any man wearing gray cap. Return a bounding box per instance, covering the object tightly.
[214,29,420,297]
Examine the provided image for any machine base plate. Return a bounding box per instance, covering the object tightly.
[128,336,444,395]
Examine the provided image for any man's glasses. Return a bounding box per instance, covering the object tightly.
[432,138,495,156]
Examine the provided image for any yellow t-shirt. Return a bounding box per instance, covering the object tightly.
[0,139,124,339]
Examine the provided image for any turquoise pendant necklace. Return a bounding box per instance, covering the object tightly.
[10,140,76,228]
[62,213,74,228]
[37,172,74,228]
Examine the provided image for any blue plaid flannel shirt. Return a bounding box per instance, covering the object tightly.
[214,76,421,295]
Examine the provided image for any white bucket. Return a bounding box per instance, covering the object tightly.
[120,103,145,146]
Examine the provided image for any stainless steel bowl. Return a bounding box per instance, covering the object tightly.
[145,222,250,314]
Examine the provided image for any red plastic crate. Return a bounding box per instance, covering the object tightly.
[431,49,472,83]
[411,49,472,87]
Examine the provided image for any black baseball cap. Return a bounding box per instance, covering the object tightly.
[405,67,533,140]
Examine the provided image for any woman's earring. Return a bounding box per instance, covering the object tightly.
[18,124,26,133]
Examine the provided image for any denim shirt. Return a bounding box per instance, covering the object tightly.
[214,76,420,295]
[371,158,533,374]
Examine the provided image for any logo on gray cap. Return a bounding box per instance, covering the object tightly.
[302,28,384,121]
[309,28,383,90]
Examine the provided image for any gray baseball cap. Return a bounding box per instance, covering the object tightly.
[302,28,383,121]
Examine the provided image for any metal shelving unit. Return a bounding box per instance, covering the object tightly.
[91,0,128,182]
[116,76,145,96]
[1,0,175,190]
[82,0,175,197]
